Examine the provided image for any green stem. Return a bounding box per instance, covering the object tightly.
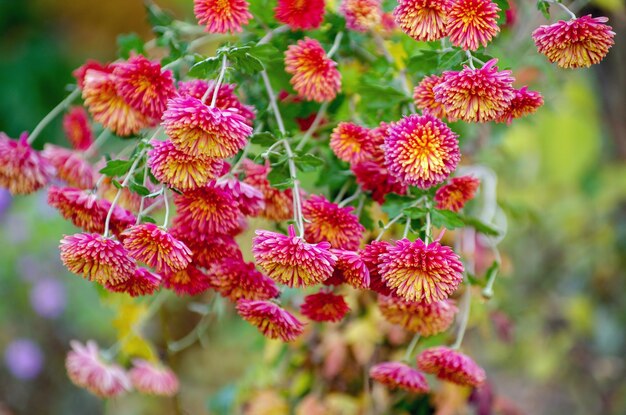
[452,286,472,349]
[207,54,228,106]
[327,31,344,58]
[28,88,80,145]
[161,187,170,228]
[403,333,421,362]
[295,102,328,151]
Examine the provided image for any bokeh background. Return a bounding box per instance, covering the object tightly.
[1,0,625,414]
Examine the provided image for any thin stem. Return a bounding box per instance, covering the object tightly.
[161,188,170,228]
[282,139,305,237]
[295,102,328,151]
[355,194,365,218]
[549,0,577,19]
[135,162,149,225]
[327,31,344,58]
[261,70,286,134]
[258,25,289,45]
[28,88,81,144]
[399,70,417,113]
[402,218,411,239]
[403,333,421,362]
[376,212,405,241]
[339,189,362,207]
[465,50,476,69]
[372,32,393,64]
[229,144,250,175]
[424,210,431,244]
[208,54,228,107]
[452,285,472,349]
[334,182,350,203]
[85,129,111,158]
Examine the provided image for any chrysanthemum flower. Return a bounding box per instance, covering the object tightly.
[275,0,326,30]
[215,177,265,217]
[300,291,350,322]
[330,249,370,288]
[532,15,615,69]
[417,346,486,387]
[73,60,108,89]
[177,80,256,125]
[352,160,408,204]
[63,106,94,151]
[435,175,480,212]
[434,59,515,123]
[302,195,364,250]
[253,225,337,287]
[162,95,252,158]
[162,264,212,296]
[42,144,96,189]
[242,160,293,221]
[208,259,280,301]
[60,233,136,286]
[379,238,464,303]
[495,87,544,124]
[171,228,243,268]
[413,75,449,120]
[340,0,382,32]
[66,340,131,398]
[379,296,458,336]
[446,0,500,51]
[285,38,341,103]
[370,362,429,393]
[105,267,162,297]
[172,182,240,235]
[361,240,393,296]
[129,359,179,396]
[330,122,376,164]
[194,0,252,33]
[384,114,460,189]
[236,299,305,341]
[394,0,450,42]
[0,133,55,195]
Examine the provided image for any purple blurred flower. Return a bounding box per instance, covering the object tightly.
[4,339,44,380]
[30,278,66,319]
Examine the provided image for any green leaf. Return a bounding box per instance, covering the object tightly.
[293,153,324,172]
[403,206,429,219]
[141,216,157,224]
[267,164,293,190]
[117,33,144,59]
[249,44,281,65]
[462,216,502,236]
[146,2,174,28]
[230,53,264,74]
[99,159,133,177]
[111,179,123,190]
[537,0,550,19]
[250,132,277,147]
[129,181,151,196]
[430,209,465,230]
[188,56,221,78]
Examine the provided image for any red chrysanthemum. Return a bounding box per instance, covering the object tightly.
[171,227,243,268]
[285,38,341,103]
[162,264,212,296]
[446,0,500,51]
[275,0,326,30]
[194,0,252,33]
[330,122,376,164]
[417,346,486,387]
[207,259,280,301]
[63,106,94,151]
[435,175,480,212]
[177,80,255,125]
[379,296,458,336]
[434,59,515,123]
[361,240,393,296]
[413,74,450,120]
[215,177,265,217]
[532,15,615,69]
[42,144,96,189]
[73,60,108,90]
[340,0,382,32]
[384,114,460,189]
[330,249,371,289]
[60,233,136,286]
[495,87,544,124]
[394,0,450,42]
[162,95,252,158]
[129,359,179,397]
[105,267,162,297]
[379,238,464,303]
[302,195,364,250]
[300,291,350,322]
[242,160,293,221]
[0,133,55,195]
[352,159,409,204]
[236,299,305,342]
[370,362,430,393]
[253,225,337,287]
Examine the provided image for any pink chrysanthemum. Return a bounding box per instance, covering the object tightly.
[413,75,449,120]
[352,160,409,204]
[285,38,341,103]
[379,296,458,336]
[417,346,486,386]
[242,160,293,221]
[302,195,364,250]
[435,175,480,212]
[173,182,240,235]
[394,0,450,42]
[379,238,464,303]
[362,240,394,296]
[162,95,252,158]
[300,291,350,322]
[60,233,136,286]
[236,299,304,341]
[177,80,255,125]
[0,133,55,195]
[495,87,544,124]
[330,122,376,164]
[253,225,337,287]
[63,106,94,151]
[42,144,96,189]
[370,362,429,393]
[162,264,212,296]
[446,0,500,51]
[532,15,615,69]
[275,0,326,30]
[105,267,162,297]
[330,249,370,289]
[340,0,382,32]
[434,59,515,123]
[171,227,243,268]
[194,0,252,33]
[208,259,280,301]
[129,359,179,396]
[384,114,460,189]
[215,177,265,217]
[66,340,131,398]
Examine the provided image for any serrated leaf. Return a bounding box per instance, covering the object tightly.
[537,0,550,19]
[430,209,465,229]
[111,179,123,190]
[250,132,277,147]
[462,216,502,236]
[117,33,144,59]
[188,56,221,78]
[404,206,429,219]
[294,153,324,172]
[267,165,292,190]
[230,53,264,74]
[129,181,151,196]
[100,159,133,177]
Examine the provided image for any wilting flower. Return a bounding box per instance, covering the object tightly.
[379,296,458,336]
[208,259,280,301]
[194,0,252,33]
[172,228,243,268]
[63,106,94,151]
[285,38,341,103]
[330,249,370,288]
[330,122,376,164]
[65,340,131,398]
[162,264,212,296]
[496,87,543,124]
[60,233,136,286]
[435,175,480,212]
[434,59,515,123]
[242,160,293,221]
[0,133,55,195]
[370,362,429,393]
[215,177,265,217]
[236,299,304,341]
[379,238,464,303]
[129,359,179,396]
[42,144,96,189]
[162,95,252,158]
[413,74,449,120]
[253,225,337,287]
[532,15,615,68]
[300,291,350,322]
[105,267,162,297]
[446,0,500,51]
[173,182,241,235]
[417,346,486,387]
[340,0,382,32]
[177,80,255,125]
[361,240,393,296]
[384,114,460,189]
[275,0,326,30]
[122,223,192,274]
[394,0,450,41]
[302,195,364,250]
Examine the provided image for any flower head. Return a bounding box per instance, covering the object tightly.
[162,264,212,296]
[105,267,162,297]
[340,0,382,32]
[361,240,393,296]
[236,299,305,342]
[177,80,255,125]
[215,177,265,217]
[194,0,252,33]
[122,223,192,274]
[330,249,370,289]
[302,195,364,250]
[242,160,293,221]
[42,144,96,189]
[208,259,280,301]
[129,359,179,396]
[0,133,55,195]
[253,225,337,287]
[275,0,326,30]
[394,0,450,41]
[300,291,350,322]
[172,228,243,268]
[495,87,544,124]
[330,122,376,164]
[447,0,500,51]
[173,182,241,235]
[532,15,615,68]
[413,74,449,120]
[435,175,480,212]
[370,362,429,393]
[379,238,464,303]
[417,346,486,386]
[379,296,458,336]
[285,38,341,103]
[352,160,409,203]
[63,106,94,151]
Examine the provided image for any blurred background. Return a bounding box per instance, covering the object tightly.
[0,0,625,414]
